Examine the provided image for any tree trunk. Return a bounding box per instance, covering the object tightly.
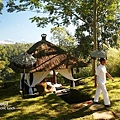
[92,0,98,75]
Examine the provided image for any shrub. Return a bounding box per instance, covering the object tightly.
[106,48,120,76]
[56,74,70,85]
[3,81,19,89]
[73,65,92,78]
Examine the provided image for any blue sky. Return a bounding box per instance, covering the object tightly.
[0,1,53,43]
[0,1,75,43]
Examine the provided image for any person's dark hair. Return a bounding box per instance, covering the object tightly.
[100,58,106,63]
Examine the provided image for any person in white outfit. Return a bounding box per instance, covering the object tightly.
[93,58,114,107]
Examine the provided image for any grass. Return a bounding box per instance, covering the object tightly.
[0,77,120,120]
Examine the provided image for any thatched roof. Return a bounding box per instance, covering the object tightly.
[9,34,87,73]
[9,53,36,73]
[26,34,87,72]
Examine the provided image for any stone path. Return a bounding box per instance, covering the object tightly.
[71,100,119,119]
[93,110,115,119]
[90,103,117,119]
[89,104,104,110]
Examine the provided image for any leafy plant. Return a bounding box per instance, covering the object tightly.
[106,48,120,76]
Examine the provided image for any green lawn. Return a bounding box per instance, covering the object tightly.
[0,77,120,120]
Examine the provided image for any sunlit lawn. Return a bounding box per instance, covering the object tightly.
[0,77,120,120]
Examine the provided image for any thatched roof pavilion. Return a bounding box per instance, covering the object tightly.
[26,34,87,72]
[9,34,87,73]
[9,34,88,96]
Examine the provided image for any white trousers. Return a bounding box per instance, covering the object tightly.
[94,82,110,105]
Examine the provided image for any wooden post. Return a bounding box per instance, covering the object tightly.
[22,69,27,98]
[70,68,75,88]
[53,70,57,84]
[22,73,25,98]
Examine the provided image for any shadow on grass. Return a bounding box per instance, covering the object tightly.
[22,94,40,99]
[59,89,92,104]
[1,78,119,120]
[53,105,106,120]
[0,93,69,120]
[1,110,54,120]
[0,89,117,120]
[0,86,20,100]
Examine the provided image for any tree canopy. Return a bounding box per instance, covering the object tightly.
[0,1,3,14]
[5,0,120,28]
[0,43,33,81]
[3,0,120,58]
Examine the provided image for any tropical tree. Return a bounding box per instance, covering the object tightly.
[50,26,75,53]
[4,0,120,58]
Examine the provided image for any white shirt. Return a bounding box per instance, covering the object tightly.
[95,64,107,84]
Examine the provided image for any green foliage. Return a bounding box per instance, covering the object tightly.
[51,27,74,45]
[56,74,70,85]
[50,26,75,53]
[97,0,120,47]
[0,2,3,14]
[106,48,120,76]
[3,80,19,89]
[74,46,120,77]
[74,34,93,59]
[0,61,6,70]
[6,0,42,13]
[73,66,93,78]
[74,0,120,59]
[3,0,120,59]
[0,43,33,81]
[116,30,120,47]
